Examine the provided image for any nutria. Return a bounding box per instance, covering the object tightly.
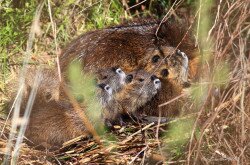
[103,70,161,126]
[7,66,126,148]
[60,19,197,74]
[138,47,189,117]
[10,66,125,106]
[15,68,60,103]
[25,82,113,148]
[59,18,198,118]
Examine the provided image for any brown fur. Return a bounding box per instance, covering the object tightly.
[139,79,183,117]
[24,81,114,148]
[25,101,86,148]
[59,18,199,118]
[138,46,189,83]
[16,68,60,102]
[10,67,120,148]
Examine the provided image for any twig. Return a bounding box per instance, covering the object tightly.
[121,122,154,144]
[158,93,186,108]
[155,109,165,162]
[61,82,102,146]
[3,2,45,164]
[47,0,61,82]
[128,146,147,164]
[11,70,42,164]
[126,0,148,10]
[155,0,178,38]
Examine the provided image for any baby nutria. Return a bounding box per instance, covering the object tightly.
[10,66,125,109]
[95,67,126,92]
[59,18,198,118]
[23,66,126,148]
[102,70,161,126]
[25,82,113,149]
[6,67,61,116]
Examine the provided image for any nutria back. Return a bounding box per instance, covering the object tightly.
[60,19,196,73]
[25,100,86,148]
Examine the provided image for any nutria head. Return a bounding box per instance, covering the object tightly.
[124,70,161,103]
[96,67,126,92]
[138,47,171,79]
[23,68,60,103]
[139,46,189,85]
[162,47,189,84]
[96,83,113,106]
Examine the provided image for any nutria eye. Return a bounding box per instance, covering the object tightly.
[105,86,110,91]
[161,69,169,77]
[102,75,108,79]
[152,55,160,63]
[97,83,106,89]
[138,78,144,82]
[125,74,133,83]
[45,92,52,101]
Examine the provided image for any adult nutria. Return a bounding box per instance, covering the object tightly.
[103,70,161,126]
[60,19,197,74]
[59,18,198,118]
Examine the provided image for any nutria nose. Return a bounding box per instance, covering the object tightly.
[154,79,161,85]
[183,82,191,88]
[125,74,133,83]
[150,75,158,81]
[161,69,169,77]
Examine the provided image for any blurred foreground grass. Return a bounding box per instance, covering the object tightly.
[1,0,248,164]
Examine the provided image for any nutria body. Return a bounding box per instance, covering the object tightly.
[59,19,198,118]
[18,68,60,103]
[25,100,86,148]
[103,70,161,125]
[25,81,114,148]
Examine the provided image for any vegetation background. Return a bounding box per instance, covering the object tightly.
[0,0,249,164]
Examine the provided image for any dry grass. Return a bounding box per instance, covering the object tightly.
[185,0,250,164]
[0,0,249,164]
